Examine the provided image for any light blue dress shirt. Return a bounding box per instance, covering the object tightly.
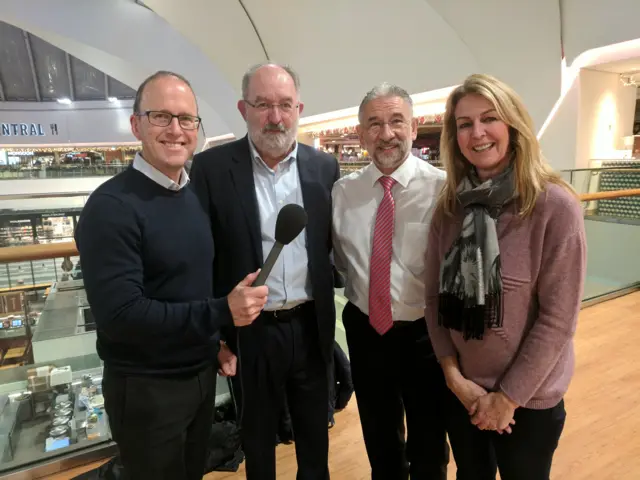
[132,152,190,190]
[249,140,312,310]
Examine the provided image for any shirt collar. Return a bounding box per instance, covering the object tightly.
[132,152,189,191]
[366,153,417,189]
[249,137,298,172]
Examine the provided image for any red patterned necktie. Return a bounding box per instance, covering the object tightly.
[369,175,396,335]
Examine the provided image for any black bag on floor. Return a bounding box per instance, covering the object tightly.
[204,389,244,473]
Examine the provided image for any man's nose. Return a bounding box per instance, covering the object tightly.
[379,123,394,141]
[167,117,183,135]
[267,105,283,124]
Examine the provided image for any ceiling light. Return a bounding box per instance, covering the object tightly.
[108,97,118,102]
[56,98,72,105]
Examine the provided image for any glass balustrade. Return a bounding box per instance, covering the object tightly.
[558,166,640,301]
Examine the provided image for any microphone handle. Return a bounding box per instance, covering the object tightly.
[253,242,284,286]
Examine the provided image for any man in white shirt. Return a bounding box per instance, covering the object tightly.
[332,83,449,480]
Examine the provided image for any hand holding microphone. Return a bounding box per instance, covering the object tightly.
[228,270,269,327]
[228,204,308,326]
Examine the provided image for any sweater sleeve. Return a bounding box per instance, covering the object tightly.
[499,199,586,406]
[424,209,458,359]
[75,193,232,345]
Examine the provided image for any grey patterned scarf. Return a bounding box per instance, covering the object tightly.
[438,162,516,340]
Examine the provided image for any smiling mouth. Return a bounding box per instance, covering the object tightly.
[161,141,185,148]
[472,143,494,152]
[378,144,398,151]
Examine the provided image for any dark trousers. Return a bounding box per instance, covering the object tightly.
[102,365,216,480]
[446,389,566,480]
[342,301,449,480]
[237,304,329,480]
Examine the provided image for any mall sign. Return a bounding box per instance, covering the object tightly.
[0,123,60,137]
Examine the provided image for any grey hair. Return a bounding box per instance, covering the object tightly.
[241,62,301,100]
[133,70,197,114]
[358,82,413,123]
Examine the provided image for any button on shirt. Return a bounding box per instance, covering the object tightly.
[132,152,190,191]
[332,154,446,322]
[249,140,312,311]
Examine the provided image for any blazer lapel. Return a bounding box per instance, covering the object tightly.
[229,137,263,264]
[297,146,320,250]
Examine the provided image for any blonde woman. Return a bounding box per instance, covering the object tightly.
[424,74,586,480]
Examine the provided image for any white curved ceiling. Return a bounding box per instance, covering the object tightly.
[144,0,477,113]
[561,0,640,65]
[143,0,561,128]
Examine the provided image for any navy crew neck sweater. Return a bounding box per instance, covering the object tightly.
[75,167,231,376]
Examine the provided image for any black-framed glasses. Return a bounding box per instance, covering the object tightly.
[244,100,299,114]
[136,110,201,130]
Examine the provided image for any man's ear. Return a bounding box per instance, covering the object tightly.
[237,100,247,120]
[130,114,143,141]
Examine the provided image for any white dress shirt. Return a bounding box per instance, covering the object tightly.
[332,154,446,322]
[132,152,190,191]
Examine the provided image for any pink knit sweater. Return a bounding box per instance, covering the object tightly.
[424,183,586,409]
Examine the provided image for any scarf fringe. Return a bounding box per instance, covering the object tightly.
[438,292,503,341]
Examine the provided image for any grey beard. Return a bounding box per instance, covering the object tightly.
[250,126,297,158]
[373,143,409,170]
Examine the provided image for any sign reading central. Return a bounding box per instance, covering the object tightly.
[0,123,59,137]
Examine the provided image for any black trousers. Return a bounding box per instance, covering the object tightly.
[446,388,566,480]
[342,301,449,480]
[237,303,329,480]
[102,365,216,480]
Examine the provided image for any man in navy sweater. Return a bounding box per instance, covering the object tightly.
[74,71,268,480]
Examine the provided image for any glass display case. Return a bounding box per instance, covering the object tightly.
[0,277,115,478]
[0,367,111,470]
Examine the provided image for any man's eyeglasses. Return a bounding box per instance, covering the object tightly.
[244,100,299,114]
[136,111,201,130]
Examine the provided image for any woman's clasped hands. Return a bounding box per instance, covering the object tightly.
[450,376,517,434]
[469,391,518,434]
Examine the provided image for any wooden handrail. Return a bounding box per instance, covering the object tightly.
[0,188,638,264]
[0,241,78,264]
[578,188,640,202]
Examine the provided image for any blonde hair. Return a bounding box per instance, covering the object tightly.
[438,73,575,217]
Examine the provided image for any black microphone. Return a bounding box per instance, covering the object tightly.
[253,204,308,286]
